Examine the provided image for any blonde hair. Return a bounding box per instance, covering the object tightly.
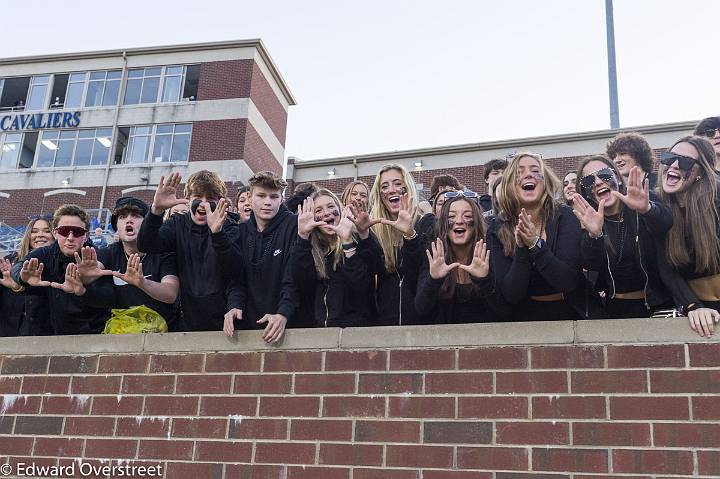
[340,181,370,207]
[17,217,53,260]
[496,153,561,256]
[309,189,345,279]
[369,164,420,272]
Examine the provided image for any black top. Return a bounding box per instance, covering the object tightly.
[96,242,178,326]
[478,194,493,213]
[137,210,243,331]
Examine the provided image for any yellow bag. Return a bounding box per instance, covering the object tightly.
[103,305,168,334]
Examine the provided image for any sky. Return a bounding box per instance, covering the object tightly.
[0,1,715,161]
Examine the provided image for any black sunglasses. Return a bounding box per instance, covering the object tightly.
[660,151,698,171]
[580,167,616,191]
[698,127,720,139]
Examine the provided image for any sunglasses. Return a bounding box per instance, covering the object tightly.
[698,127,720,138]
[54,226,88,238]
[580,167,616,191]
[660,151,698,171]
[443,191,478,199]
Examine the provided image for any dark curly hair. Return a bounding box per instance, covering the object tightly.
[606,132,655,174]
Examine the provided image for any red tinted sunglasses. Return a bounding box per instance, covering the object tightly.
[54,226,88,238]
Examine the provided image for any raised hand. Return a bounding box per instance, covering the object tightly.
[152,172,189,215]
[74,246,113,285]
[612,166,650,214]
[20,258,51,287]
[297,197,326,240]
[50,263,86,296]
[112,253,145,288]
[459,240,491,279]
[330,207,355,243]
[348,199,381,239]
[426,238,460,279]
[572,194,605,239]
[380,194,418,237]
[517,208,541,248]
[205,198,229,234]
[0,258,20,291]
[223,308,243,337]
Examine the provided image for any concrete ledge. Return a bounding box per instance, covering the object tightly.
[0,318,716,355]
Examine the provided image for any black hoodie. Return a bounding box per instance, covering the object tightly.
[137,210,243,331]
[211,205,299,327]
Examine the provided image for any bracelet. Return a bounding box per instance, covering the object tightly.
[527,235,540,250]
[343,248,357,254]
[341,242,357,251]
[680,303,701,316]
[403,230,418,241]
[589,231,604,240]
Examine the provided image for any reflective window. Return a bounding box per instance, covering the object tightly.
[26,76,50,111]
[36,128,113,167]
[85,70,121,107]
[117,124,192,164]
[126,126,152,164]
[124,66,198,105]
[64,73,86,108]
[0,133,22,169]
[0,77,30,111]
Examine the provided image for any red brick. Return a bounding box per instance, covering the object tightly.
[121,375,175,394]
[653,422,720,447]
[424,421,493,444]
[226,464,286,479]
[287,467,350,479]
[116,416,171,437]
[497,475,569,479]
[149,353,203,373]
[250,62,289,144]
[0,376,21,394]
[457,446,528,470]
[323,396,384,418]
[325,350,387,371]
[320,443,384,466]
[33,437,83,457]
[190,119,247,164]
[496,371,567,393]
[533,448,608,473]
[0,395,40,414]
[359,373,422,394]
[139,439,193,460]
[386,445,454,468]
[176,374,232,394]
[91,396,143,415]
[85,439,138,459]
[612,449,694,475]
[229,418,287,440]
[698,450,720,476]
[255,442,316,464]
[164,462,223,479]
[2,356,48,374]
[71,375,121,394]
[607,345,685,368]
[63,416,115,436]
[354,420,421,443]
[459,397,528,419]
[198,59,252,101]
[41,395,90,414]
[171,418,227,439]
[261,396,319,417]
[610,396,689,420]
[21,376,69,394]
[97,354,149,373]
[532,396,606,419]
[571,370,647,393]
[12,416,60,435]
[144,395,198,416]
[573,422,650,446]
[390,349,455,370]
[195,440,252,462]
[459,347,528,369]
[48,355,97,374]
[389,396,454,418]
[264,351,322,372]
[200,396,257,416]
[688,343,720,367]
[0,436,33,455]
[496,421,569,445]
[353,469,418,479]
[530,346,604,368]
[204,352,262,372]
[424,473,492,479]
[296,373,356,394]
[651,370,720,393]
[692,395,720,419]
[291,419,352,441]
[234,374,292,394]
[425,372,492,394]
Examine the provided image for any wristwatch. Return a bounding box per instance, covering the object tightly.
[529,237,546,252]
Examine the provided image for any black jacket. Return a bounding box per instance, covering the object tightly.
[0,253,52,337]
[290,235,379,328]
[478,194,493,213]
[137,210,243,331]
[211,205,299,327]
[11,242,110,335]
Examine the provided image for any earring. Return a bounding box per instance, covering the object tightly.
[696,177,702,182]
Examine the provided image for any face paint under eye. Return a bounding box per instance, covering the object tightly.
[449,218,475,227]
[516,171,545,183]
[190,199,217,215]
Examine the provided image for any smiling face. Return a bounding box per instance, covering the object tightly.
[236,191,252,222]
[30,219,53,250]
[313,194,341,236]
[611,153,638,179]
[348,183,369,209]
[663,142,701,195]
[447,199,475,247]
[54,216,87,257]
[117,212,144,243]
[580,160,621,212]
[562,172,577,202]
[379,169,406,217]
[251,186,283,223]
[514,156,545,207]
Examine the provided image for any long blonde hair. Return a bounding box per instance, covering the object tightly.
[369,164,420,272]
[496,153,561,256]
[17,217,54,260]
[309,189,345,279]
[340,181,370,207]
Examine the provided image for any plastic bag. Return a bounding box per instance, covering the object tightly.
[103,305,168,334]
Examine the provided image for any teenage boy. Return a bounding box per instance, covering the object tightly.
[606,132,657,188]
[694,116,720,169]
[478,159,507,212]
[137,170,243,331]
[11,204,111,334]
[209,170,300,342]
[80,197,180,329]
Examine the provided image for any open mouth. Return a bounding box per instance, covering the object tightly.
[453,227,467,235]
[33,238,49,245]
[387,195,401,206]
[322,217,337,226]
[521,181,536,191]
[665,170,682,187]
[125,225,135,235]
[596,186,611,201]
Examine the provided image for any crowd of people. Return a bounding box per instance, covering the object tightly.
[1,115,720,341]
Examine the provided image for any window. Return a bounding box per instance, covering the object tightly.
[26,76,50,111]
[84,70,121,107]
[124,65,198,105]
[0,133,22,169]
[0,77,30,111]
[36,128,113,167]
[115,124,192,164]
[183,65,200,101]
[64,73,86,108]
[49,74,69,109]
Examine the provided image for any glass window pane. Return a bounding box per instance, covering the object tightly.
[127,136,150,164]
[37,139,55,167]
[161,75,181,103]
[43,131,59,141]
[156,125,173,134]
[70,73,85,82]
[170,133,191,162]
[74,139,93,166]
[91,137,110,165]
[31,75,49,86]
[89,72,106,81]
[54,139,74,167]
[135,126,152,135]
[0,135,20,169]
[77,130,94,139]
[18,132,38,169]
[174,124,192,134]
[166,66,183,75]
[85,81,103,106]
[114,127,130,165]
[65,81,84,108]
[106,70,121,80]
[145,68,162,77]
[96,128,112,137]
[27,83,48,111]
[152,134,172,163]
[140,77,160,103]
[127,69,143,79]
[123,78,142,105]
[60,131,77,140]
[102,79,120,106]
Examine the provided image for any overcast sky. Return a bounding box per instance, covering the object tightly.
[0,1,715,161]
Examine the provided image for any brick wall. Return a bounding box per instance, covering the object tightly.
[188,119,247,163]
[0,320,717,478]
[250,63,289,146]
[244,123,282,174]
[197,60,253,101]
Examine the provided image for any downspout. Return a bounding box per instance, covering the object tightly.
[353,158,358,181]
[97,50,128,222]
